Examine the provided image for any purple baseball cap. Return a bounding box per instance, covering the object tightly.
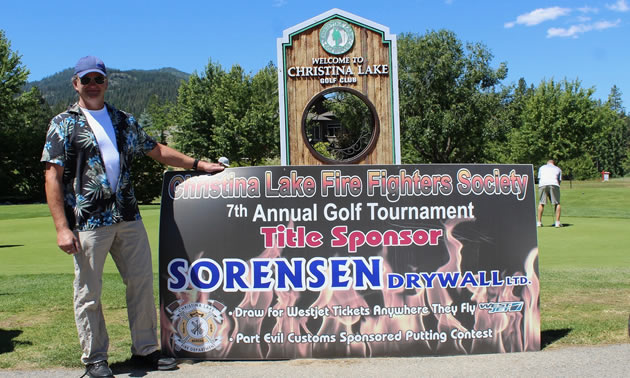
[74,56,107,77]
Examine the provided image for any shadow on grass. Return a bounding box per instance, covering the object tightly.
[0,245,23,248]
[540,223,573,228]
[0,329,32,354]
[541,328,572,349]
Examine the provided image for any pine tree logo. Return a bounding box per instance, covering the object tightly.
[319,19,355,55]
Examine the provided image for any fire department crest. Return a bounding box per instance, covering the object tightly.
[167,300,226,353]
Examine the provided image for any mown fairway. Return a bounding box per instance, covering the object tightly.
[1,178,628,368]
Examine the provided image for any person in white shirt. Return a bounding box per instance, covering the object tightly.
[537,160,562,227]
[42,56,226,378]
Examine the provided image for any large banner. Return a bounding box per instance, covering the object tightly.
[159,165,540,359]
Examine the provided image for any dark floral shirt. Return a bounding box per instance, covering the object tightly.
[41,103,157,231]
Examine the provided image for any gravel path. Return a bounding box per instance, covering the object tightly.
[2,344,628,377]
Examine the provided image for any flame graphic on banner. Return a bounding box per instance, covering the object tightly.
[162,219,540,359]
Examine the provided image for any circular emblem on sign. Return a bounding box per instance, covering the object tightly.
[319,19,355,55]
[170,301,226,353]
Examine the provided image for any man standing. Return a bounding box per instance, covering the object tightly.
[537,159,562,228]
[41,56,224,377]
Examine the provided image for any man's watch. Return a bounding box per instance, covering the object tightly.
[192,159,199,170]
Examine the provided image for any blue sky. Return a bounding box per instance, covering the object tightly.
[2,0,629,108]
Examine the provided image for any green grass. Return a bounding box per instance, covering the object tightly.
[0,203,53,221]
[556,177,630,219]
[0,205,161,275]
[537,218,630,347]
[535,178,630,348]
[1,179,629,368]
[0,274,135,369]
[0,205,161,368]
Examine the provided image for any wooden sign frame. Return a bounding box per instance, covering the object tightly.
[277,9,401,166]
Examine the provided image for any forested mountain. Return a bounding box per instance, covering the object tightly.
[26,67,189,115]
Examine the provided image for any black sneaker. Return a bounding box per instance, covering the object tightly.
[131,350,177,371]
[83,360,113,377]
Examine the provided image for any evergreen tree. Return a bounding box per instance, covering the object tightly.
[172,60,223,160]
[0,30,51,201]
[595,85,630,177]
[484,78,533,163]
[398,30,507,163]
[135,104,170,204]
[173,61,279,166]
[506,79,605,179]
[211,64,251,163]
[241,62,279,165]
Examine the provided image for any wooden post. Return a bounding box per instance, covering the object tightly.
[277,9,400,166]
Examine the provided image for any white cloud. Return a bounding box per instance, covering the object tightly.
[272,0,287,7]
[547,24,589,38]
[606,0,630,12]
[578,6,599,14]
[547,18,621,38]
[505,7,571,28]
[593,19,623,29]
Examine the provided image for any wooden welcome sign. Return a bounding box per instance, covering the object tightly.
[277,9,401,166]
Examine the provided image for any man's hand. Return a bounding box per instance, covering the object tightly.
[197,161,225,174]
[45,162,81,255]
[57,228,81,255]
[147,144,226,174]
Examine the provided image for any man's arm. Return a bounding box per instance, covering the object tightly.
[44,163,81,255]
[146,143,225,173]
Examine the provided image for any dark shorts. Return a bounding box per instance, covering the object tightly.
[538,185,560,205]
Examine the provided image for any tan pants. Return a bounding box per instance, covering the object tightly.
[73,220,158,364]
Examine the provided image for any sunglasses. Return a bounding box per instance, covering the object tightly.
[80,76,106,85]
